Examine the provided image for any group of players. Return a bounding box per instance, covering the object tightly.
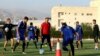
[2,16,99,56]
[2,17,53,55]
[60,19,99,56]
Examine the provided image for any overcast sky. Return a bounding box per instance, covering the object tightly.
[0,0,90,16]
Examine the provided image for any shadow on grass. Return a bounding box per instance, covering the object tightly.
[79,53,100,56]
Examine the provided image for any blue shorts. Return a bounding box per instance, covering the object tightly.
[28,35,35,41]
[63,38,73,46]
[76,35,82,41]
[19,34,25,40]
[17,29,26,41]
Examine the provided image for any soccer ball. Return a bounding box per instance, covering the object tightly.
[39,49,45,54]
[5,27,9,32]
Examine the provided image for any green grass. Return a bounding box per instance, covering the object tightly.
[0,39,100,56]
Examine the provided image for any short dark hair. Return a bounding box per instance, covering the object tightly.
[76,21,79,24]
[7,18,11,21]
[45,17,50,20]
[30,22,33,25]
[24,16,29,20]
[93,19,96,22]
[62,22,67,26]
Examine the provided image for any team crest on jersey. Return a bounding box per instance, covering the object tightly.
[30,28,33,30]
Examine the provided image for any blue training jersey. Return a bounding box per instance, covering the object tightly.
[76,25,83,37]
[18,21,27,30]
[28,26,35,36]
[61,26,75,41]
[17,21,27,34]
[16,21,27,40]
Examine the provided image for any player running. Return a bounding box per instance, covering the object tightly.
[60,22,76,56]
[13,16,28,54]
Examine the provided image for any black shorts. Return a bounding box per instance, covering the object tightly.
[42,34,51,44]
[5,32,13,41]
[94,36,99,43]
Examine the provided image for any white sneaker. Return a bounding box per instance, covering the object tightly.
[75,48,78,50]
[52,49,55,51]
[12,50,14,53]
[95,48,98,50]
[95,46,98,50]
[22,52,26,54]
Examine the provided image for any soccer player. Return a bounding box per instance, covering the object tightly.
[61,22,75,56]
[75,21,83,49]
[13,16,28,54]
[92,19,99,50]
[26,22,37,48]
[34,26,40,42]
[2,18,15,51]
[40,17,52,51]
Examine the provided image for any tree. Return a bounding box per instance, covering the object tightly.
[81,23,93,38]
[51,27,61,38]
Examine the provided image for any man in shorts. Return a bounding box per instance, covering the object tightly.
[13,16,28,54]
[75,21,83,49]
[3,18,15,51]
[93,19,99,50]
[26,22,37,48]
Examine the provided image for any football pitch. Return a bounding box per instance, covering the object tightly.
[0,39,100,56]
